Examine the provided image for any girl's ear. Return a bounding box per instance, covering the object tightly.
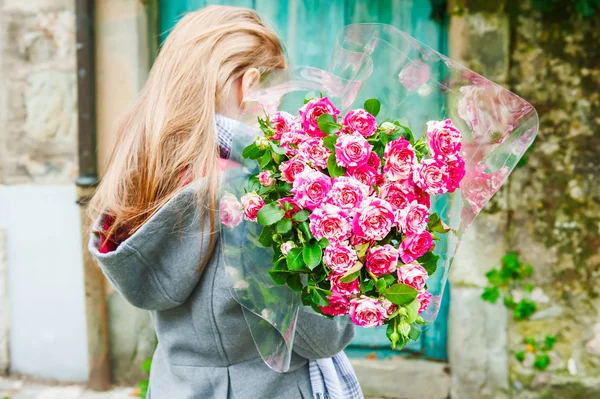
[238,67,261,102]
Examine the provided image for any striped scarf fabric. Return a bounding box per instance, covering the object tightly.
[215,114,363,399]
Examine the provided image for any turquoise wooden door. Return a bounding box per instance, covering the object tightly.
[159,0,449,361]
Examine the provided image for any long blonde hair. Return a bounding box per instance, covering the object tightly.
[89,6,286,265]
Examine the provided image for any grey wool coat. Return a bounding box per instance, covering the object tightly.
[89,180,355,399]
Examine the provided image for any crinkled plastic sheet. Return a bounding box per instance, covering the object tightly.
[220,24,538,372]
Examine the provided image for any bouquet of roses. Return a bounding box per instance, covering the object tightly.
[221,95,466,350]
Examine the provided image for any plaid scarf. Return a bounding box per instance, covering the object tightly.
[215,114,363,399]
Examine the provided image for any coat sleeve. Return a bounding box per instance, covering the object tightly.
[292,309,355,360]
[88,180,215,311]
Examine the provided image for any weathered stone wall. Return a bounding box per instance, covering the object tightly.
[449,0,600,397]
[0,0,77,184]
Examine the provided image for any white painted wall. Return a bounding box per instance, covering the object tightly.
[0,184,89,381]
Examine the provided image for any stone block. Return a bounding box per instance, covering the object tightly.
[106,293,156,384]
[351,357,451,399]
[24,71,77,142]
[449,286,509,399]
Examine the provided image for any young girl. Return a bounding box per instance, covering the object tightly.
[88,6,359,399]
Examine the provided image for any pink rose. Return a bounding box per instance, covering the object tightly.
[346,164,378,189]
[342,109,377,137]
[349,296,387,327]
[279,158,308,184]
[353,198,396,241]
[320,292,350,316]
[335,133,372,169]
[329,273,360,296]
[366,244,399,276]
[398,60,431,91]
[379,181,414,211]
[280,130,307,156]
[397,261,428,290]
[426,119,462,159]
[417,290,432,314]
[367,152,382,170]
[291,169,332,210]
[326,176,369,210]
[299,97,340,137]
[309,204,353,241]
[323,241,358,275]
[270,111,295,140]
[461,164,508,213]
[397,201,429,235]
[399,232,433,263]
[383,138,416,181]
[258,171,275,187]
[446,155,466,193]
[219,193,243,228]
[298,137,331,170]
[240,192,265,222]
[277,197,301,219]
[280,241,296,256]
[413,159,450,195]
[380,298,398,318]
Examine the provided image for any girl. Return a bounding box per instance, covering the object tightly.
[88,6,359,399]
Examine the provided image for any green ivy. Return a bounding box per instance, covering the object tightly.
[514,335,557,370]
[135,358,152,398]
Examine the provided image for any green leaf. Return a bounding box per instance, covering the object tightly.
[533,353,551,370]
[276,218,292,234]
[293,210,310,222]
[282,201,294,211]
[341,270,361,283]
[242,143,261,159]
[419,252,439,276]
[376,278,387,294]
[310,289,330,307]
[258,226,274,247]
[287,248,305,271]
[257,203,285,226]
[408,324,421,341]
[385,283,418,306]
[379,274,396,287]
[405,299,421,324]
[327,154,346,178]
[481,286,500,303]
[317,114,340,135]
[141,358,152,373]
[524,336,536,346]
[318,237,330,248]
[364,98,381,117]
[287,274,303,292]
[355,243,369,259]
[428,214,451,234]
[259,150,271,168]
[323,134,339,152]
[303,241,323,270]
[299,221,313,240]
[544,335,557,350]
[514,299,537,320]
[268,266,288,285]
[360,278,374,292]
[503,295,515,308]
[515,351,526,362]
[270,142,288,155]
[304,91,316,104]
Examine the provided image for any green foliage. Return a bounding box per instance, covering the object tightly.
[135,358,152,398]
[385,283,418,305]
[364,98,381,117]
[257,203,285,226]
[303,241,323,270]
[327,154,346,177]
[317,114,340,135]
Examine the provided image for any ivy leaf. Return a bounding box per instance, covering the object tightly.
[317,114,340,135]
[286,247,305,271]
[303,241,323,270]
[323,134,339,152]
[533,353,551,370]
[385,283,418,306]
[364,98,381,117]
[514,299,537,320]
[327,154,346,178]
[257,203,285,226]
[310,289,329,307]
[515,351,526,362]
[293,210,310,222]
[544,335,557,350]
[481,286,500,303]
[419,251,440,276]
[276,218,292,234]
